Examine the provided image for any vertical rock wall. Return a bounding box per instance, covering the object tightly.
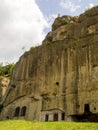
[0,77,10,101]
[1,6,98,121]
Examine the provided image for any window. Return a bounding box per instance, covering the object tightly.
[53,113,58,121]
[61,113,65,120]
[11,84,16,88]
[7,116,9,119]
[56,82,59,86]
[14,107,20,117]
[21,106,27,116]
[45,114,49,121]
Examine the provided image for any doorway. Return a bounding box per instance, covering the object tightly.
[84,104,90,114]
[45,114,49,121]
[53,113,58,121]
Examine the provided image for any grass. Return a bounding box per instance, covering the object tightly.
[0,120,98,130]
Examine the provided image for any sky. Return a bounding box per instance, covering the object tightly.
[0,0,98,64]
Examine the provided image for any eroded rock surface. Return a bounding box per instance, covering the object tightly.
[1,6,98,122]
[43,6,98,44]
[0,77,10,101]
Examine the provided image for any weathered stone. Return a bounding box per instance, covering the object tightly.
[1,6,98,122]
[43,6,98,45]
[0,77,10,101]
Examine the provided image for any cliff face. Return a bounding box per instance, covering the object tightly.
[43,6,98,44]
[1,6,98,121]
[0,77,10,101]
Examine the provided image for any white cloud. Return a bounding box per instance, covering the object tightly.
[85,3,95,11]
[0,0,49,64]
[89,3,94,8]
[60,0,80,12]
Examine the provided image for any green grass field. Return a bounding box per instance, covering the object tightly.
[0,120,98,130]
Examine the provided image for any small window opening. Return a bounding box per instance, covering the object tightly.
[84,104,90,114]
[14,107,20,117]
[54,113,58,121]
[94,107,96,111]
[45,114,49,121]
[62,113,65,120]
[56,82,59,86]
[7,116,9,119]
[11,84,16,88]
[21,106,27,116]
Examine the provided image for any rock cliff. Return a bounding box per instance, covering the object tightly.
[43,6,98,44]
[0,77,10,101]
[1,6,98,122]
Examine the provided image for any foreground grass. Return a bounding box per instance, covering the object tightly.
[0,120,98,130]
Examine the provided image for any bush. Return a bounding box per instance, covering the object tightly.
[0,63,15,78]
[62,18,68,25]
[61,18,68,25]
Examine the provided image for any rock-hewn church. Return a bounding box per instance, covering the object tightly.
[0,6,98,122]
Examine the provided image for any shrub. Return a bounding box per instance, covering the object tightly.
[0,63,15,78]
[61,18,68,25]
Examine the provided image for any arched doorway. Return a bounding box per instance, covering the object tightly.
[14,107,20,117]
[21,106,27,116]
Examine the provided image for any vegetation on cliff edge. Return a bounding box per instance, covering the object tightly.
[0,63,15,78]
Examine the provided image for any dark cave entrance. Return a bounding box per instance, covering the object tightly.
[84,104,90,114]
[73,114,98,122]
[73,104,98,122]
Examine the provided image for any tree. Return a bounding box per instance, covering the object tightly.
[0,63,15,78]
